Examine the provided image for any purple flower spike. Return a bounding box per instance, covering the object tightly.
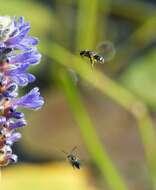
[10,111,24,119]
[10,50,41,66]
[0,116,6,125]
[6,64,36,86]
[14,87,44,110]
[9,154,18,163]
[9,119,27,129]
[0,16,44,166]
[2,82,18,98]
[6,132,22,145]
[5,17,38,51]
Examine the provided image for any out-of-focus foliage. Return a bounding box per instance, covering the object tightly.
[121,49,156,110]
[0,0,53,36]
[1,163,96,190]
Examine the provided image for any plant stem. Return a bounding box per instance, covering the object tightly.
[76,0,98,49]
[58,69,129,190]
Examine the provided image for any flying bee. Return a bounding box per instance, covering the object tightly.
[80,41,116,67]
[62,146,81,169]
[80,50,105,65]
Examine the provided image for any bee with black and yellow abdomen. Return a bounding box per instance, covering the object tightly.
[80,50,105,65]
[80,41,115,67]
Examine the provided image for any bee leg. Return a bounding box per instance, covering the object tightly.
[90,57,95,68]
[72,163,75,169]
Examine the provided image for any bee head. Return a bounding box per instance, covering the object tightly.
[80,50,86,56]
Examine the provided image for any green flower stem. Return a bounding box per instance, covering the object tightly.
[76,0,98,49]
[58,68,129,190]
[45,42,156,189]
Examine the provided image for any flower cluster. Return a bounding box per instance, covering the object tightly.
[0,16,44,166]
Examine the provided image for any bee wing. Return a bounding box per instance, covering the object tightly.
[78,158,85,168]
[70,146,78,154]
[96,41,116,62]
[61,150,68,155]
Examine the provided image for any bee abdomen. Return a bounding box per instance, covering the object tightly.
[93,55,104,63]
[74,162,80,169]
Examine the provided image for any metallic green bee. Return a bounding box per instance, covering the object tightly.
[62,146,81,169]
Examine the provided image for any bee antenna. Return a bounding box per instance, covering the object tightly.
[61,150,68,155]
[71,146,77,153]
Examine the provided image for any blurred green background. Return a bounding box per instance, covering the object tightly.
[1,0,156,190]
